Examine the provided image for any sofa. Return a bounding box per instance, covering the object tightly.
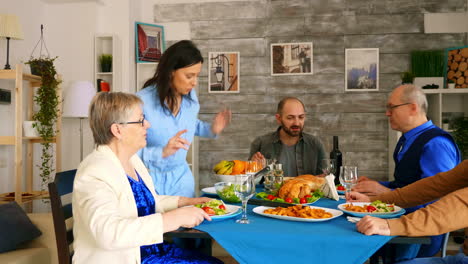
[0,213,58,264]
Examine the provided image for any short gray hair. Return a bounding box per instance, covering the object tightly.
[399,84,428,114]
[89,92,143,146]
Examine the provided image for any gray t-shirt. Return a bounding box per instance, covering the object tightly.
[279,143,298,177]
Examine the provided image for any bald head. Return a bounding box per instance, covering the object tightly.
[277,97,306,115]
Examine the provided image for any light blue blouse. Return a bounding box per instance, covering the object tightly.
[137,86,215,197]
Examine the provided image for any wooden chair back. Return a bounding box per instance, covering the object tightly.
[48,169,76,264]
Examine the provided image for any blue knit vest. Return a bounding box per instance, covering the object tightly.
[391,127,457,190]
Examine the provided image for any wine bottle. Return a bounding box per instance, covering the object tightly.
[330,136,343,185]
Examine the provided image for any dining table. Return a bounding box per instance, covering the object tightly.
[165,192,430,264]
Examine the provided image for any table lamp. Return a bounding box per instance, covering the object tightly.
[0,14,24,69]
[62,81,96,161]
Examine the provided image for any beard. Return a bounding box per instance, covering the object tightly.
[280,121,303,137]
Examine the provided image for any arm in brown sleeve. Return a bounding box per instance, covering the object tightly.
[387,187,468,237]
[373,160,468,208]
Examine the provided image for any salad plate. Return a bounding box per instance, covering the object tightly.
[338,202,406,219]
[211,204,242,221]
[195,200,242,221]
[201,187,217,196]
[253,205,343,222]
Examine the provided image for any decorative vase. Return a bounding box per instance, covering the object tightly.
[101,62,112,72]
[23,121,39,137]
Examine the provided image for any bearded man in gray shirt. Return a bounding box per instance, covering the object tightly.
[249,97,326,177]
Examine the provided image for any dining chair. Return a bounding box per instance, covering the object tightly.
[48,169,77,264]
[441,232,450,257]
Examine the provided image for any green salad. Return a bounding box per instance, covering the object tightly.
[256,189,323,204]
[216,184,241,203]
[368,200,395,213]
[195,199,227,215]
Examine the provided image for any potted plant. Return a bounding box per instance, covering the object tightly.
[99,54,112,72]
[452,117,468,160]
[401,71,415,84]
[442,118,450,130]
[447,79,455,89]
[25,56,61,191]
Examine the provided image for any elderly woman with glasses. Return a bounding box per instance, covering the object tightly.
[72,92,222,264]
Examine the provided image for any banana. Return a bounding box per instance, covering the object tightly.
[217,161,234,175]
[213,160,230,173]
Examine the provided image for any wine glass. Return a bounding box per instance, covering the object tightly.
[321,158,336,176]
[234,174,256,224]
[339,166,358,196]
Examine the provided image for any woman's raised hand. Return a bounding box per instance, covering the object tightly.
[211,108,231,135]
[162,129,191,158]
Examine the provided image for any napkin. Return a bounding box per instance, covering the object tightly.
[347,216,362,223]
[319,174,340,201]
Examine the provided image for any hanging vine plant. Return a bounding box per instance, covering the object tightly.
[25,25,61,191]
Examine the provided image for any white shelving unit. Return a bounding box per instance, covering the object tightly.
[94,34,120,92]
[388,88,468,178]
[135,62,199,194]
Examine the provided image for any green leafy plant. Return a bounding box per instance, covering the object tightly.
[99,54,112,72]
[410,50,444,77]
[452,117,468,159]
[25,56,61,191]
[448,79,455,84]
[401,71,415,84]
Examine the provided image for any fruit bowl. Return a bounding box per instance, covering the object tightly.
[214,182,241,203]
[212,174,262,185]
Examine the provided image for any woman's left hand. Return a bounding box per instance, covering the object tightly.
[178,197,212,207]
[211,108,231,135]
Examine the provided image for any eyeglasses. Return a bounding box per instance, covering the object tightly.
[119,115,145,127]
[386,103,412,112]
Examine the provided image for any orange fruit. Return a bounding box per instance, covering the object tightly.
[231,160,246,175]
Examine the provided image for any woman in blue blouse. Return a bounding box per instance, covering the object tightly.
[137,40,231,197]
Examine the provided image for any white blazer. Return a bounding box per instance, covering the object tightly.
[72,145,179,264]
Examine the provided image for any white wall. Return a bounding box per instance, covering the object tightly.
[0,0,46,197]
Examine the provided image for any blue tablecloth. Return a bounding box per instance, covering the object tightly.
[194,198,394,264]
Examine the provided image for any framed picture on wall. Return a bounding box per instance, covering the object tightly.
[271,42,313,76]
[345,48,379,91]
[208,52,240,93]
[135,22,165,63]
[444,45,468,88]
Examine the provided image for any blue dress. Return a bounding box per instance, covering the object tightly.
[137,86,215,197]
[127,172,222,264]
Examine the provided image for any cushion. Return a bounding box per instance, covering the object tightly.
[0,202,42,253]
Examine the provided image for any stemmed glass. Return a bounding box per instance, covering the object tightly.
[234,174,255,224]
[321,158,336,176]
[339,166,358,196]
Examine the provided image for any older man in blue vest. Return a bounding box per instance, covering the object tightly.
[353,84,460,261]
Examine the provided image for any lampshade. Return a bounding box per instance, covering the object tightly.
[0,14,24,39]
[63,81,96,118]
